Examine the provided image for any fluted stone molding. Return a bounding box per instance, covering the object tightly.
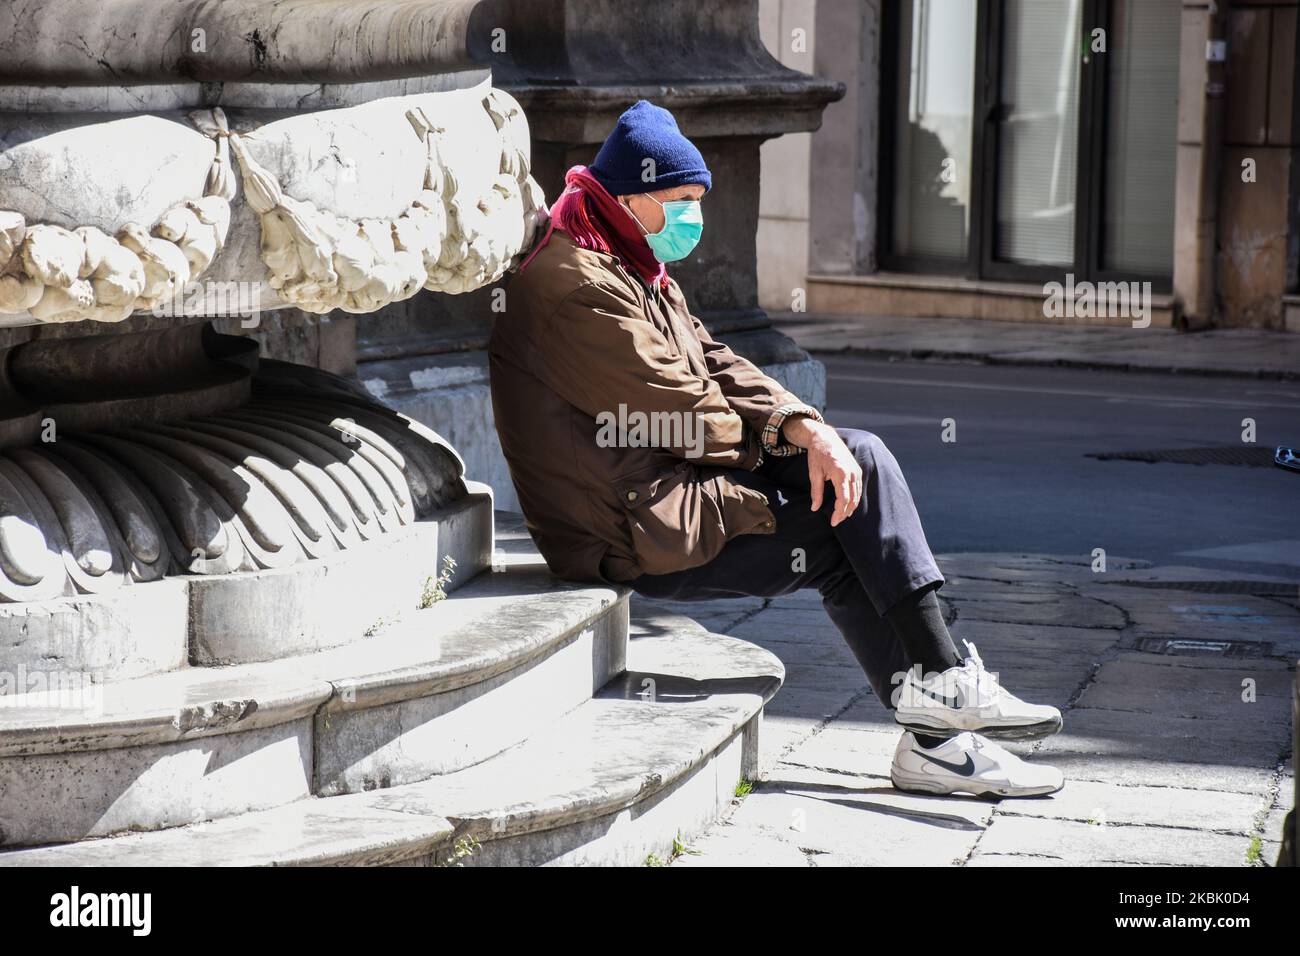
[0,82,546,326]
[0,362,467,604]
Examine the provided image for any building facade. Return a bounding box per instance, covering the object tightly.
[759,0,1300,330]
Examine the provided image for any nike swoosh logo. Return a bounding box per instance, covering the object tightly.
[913,683,963,709]
[917,751,976,776]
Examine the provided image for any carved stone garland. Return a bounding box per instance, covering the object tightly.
[0,115,235,322]
[225,88,547,312]
[0,88,548,323]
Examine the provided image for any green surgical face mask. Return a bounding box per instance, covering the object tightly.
[627,195,704,263]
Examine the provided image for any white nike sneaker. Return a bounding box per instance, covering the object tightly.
[890,731,1065,798]
[894,641,1062,740]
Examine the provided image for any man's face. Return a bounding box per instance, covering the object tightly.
[620,184,706,236]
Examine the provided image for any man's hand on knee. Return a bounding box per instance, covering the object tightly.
[781,416,863,527]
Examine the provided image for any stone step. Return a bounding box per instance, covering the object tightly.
[0,540,628,848]
[0,610,784,866]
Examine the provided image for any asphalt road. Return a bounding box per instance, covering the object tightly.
[819,353,1300,580]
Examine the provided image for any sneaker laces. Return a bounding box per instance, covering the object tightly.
[961,641,1005,705]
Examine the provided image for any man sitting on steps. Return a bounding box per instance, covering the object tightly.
[488,100,1066,799]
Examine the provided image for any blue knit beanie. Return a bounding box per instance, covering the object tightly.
[590,100,712,196]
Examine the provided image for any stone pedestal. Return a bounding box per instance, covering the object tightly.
[0,4,553,654]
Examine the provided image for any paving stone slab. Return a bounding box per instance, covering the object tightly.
[834,694,900,731]
[937,553,1150,585]
[670,819,811,868]
[1115,651,1297,672]
[779,725,902,779]
[1074,658,1293,722]
[964,853,1143,867]
[670,611,760,635]
[1260,840,1283,865]
[948,595,1126,629]
[1262,803,1292,848]
[768,591,833,609]
[737,605,841,624]
[724,635,865,670]
[1087,589,1300,650]
[942,586,1078,605]
[1046,756,1278,796]
[994,778,1262,834]
[726,764,989,867]
[728,617,845,636]
[947,643,1106,673]
[774,662,872,698]
[973,816,1253,866]
[757,716,822,770]
[1042,703,1291,759]
[1090,565,1300,587]
[763,688,863,724]
[947,618,1122,653]
[1034,709,1284,794]
[944,577,1075,594]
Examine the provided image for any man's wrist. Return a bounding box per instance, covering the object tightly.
[781,413,817,448]
[781,412,830,449]
[763,402,824,456]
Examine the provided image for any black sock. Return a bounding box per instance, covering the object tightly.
[884,585,963,675]
[913,733,949,750]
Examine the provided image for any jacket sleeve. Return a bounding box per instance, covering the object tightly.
[534,279,762,468]
[683,309,823,458]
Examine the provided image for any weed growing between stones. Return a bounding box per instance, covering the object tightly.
[421,555,458,609]
[438,836,480,867]
[644,832,700,866]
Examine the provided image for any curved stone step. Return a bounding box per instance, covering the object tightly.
[0,549,628,849]
[0,611,783,866]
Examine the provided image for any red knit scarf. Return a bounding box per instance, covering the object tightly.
[520,165,668,290]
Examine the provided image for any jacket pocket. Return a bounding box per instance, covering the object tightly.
[614,462,775,576]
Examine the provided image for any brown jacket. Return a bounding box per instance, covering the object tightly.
[488,231,820,583]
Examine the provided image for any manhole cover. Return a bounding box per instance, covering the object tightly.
[1087,447,1276,467]
[1133,636,1273,657]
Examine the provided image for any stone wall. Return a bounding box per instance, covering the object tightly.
[757,0,817,312]
[806,0,881,278]
[1214,1,1300,329]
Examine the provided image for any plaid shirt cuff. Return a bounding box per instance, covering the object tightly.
[760,403,824,457]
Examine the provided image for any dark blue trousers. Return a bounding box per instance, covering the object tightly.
[628,428,945,705]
